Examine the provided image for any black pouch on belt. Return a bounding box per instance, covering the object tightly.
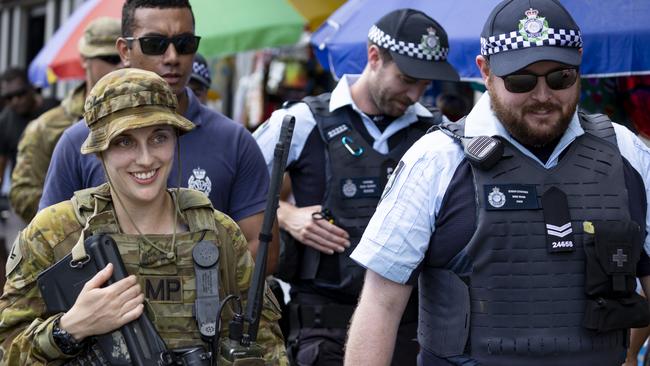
[582,220,650,331]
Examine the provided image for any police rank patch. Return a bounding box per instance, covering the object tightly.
[144,276,183,302]
[542,186,575,253]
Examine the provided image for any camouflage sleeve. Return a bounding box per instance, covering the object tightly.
[215,211,289,366]
[9,120,49,223]
[0,203,82,364]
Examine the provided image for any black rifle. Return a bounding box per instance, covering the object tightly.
[38,234,208,365]
[219,115,295,364]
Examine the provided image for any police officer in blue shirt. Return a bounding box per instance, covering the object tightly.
[347,0,650,365]
[255,8,460,366]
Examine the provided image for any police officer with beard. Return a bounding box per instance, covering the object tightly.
[347,0,650,365]
[255,8,460,366]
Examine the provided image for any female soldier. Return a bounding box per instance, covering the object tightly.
[0,68,287,365]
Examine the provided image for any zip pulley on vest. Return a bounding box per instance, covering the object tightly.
[433,124,504,171]
[341,136,364,156]
[218,114,295,365]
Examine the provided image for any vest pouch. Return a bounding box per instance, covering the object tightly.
[418,268,469,358]
[583,220,641,298]
[583,293,650,332]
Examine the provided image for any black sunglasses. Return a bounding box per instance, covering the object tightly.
[93,55,122,65]
[1,87,29,100]
[501,68,579,93]
[124,34,201,55]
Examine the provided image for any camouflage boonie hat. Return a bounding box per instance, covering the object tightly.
[77,17,121,58]
[81,68,194,154]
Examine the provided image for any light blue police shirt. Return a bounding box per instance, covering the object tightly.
[253,75,434,174]
[351,92,650,284]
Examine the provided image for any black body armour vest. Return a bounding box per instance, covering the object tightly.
[299,93,440,300]
[419,114,647,365]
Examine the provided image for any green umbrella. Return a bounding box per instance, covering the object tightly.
[192,0,306,57]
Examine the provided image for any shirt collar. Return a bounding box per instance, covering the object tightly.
[328,74,432,118]
[328,74,433,154]
[182,87,202,127]
[465,92,584,168]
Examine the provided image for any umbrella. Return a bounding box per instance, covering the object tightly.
[311,0,650,80]
[29,0,123,88]
[29,0,343,86]
[193,0,344,57]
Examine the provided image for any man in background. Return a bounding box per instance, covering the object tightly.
[189,52,211,104]
[10,17,122,223]
[0,67,58,187]
[255,8,459,365]
[40,0,277,271]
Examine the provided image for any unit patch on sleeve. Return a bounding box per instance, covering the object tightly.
[6,237,22,276]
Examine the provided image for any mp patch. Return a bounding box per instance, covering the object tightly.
[144,276,183,302]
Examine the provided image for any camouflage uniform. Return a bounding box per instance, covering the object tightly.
[9,16,121,223]
[0,184,288,365]
[0,69,288,365]
[9,83,85,222]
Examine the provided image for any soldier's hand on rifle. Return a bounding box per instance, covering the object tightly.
[278,202,350,255]
[59,263,144,341]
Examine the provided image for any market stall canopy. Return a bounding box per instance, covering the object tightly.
[28,0,344,86]
[194,0,344,57]
[312,0,650,80]
[28,0,123,87]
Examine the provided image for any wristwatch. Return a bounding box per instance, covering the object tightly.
[52,318,84,355]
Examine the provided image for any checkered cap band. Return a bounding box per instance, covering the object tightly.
[368,25,449,61]
[481,27,582,56]
[192,61,211,84]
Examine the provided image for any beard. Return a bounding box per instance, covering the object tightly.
[369,86,413,117]
[490,81,581,147]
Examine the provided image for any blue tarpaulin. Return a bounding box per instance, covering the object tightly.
[311,0,650,80]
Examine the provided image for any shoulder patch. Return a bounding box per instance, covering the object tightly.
[6,236,23,276]
[380,160,405,203]
[177,188,213,210]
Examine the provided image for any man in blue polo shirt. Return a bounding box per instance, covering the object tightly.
[40,0,276,270]
[346,0,650,365]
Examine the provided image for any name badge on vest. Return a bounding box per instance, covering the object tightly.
[542,186,575,253]
[325,123,350,142]
[341,177,380,199]
[484,184,539,210]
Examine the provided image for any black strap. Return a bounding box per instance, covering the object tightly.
[578,110,617,146]
[290,303,355,329]
[192,240,220,340]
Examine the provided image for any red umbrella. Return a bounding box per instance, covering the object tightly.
[29,0,123,87]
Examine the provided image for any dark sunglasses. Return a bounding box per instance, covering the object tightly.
[1,87,29,100]
[501,68,579,93]
[93,55,122,65]
[124,34,201,55]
